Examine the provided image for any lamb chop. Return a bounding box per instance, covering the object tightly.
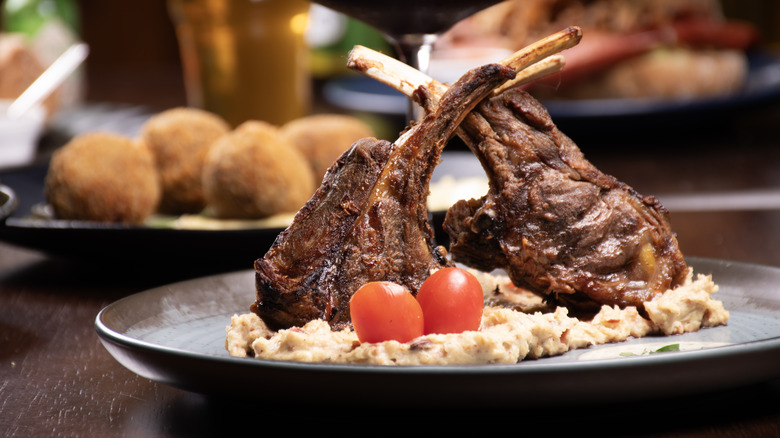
[348,30,688,314]
[251,34,573,330]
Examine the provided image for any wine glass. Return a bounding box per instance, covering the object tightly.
[310,0,505,118]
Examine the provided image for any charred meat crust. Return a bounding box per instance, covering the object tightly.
[445,88,688,311]
[253,138,394,330]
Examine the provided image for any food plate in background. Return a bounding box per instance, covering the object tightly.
[0,168,276,270]
[324,51,780,134]
[94,256,780,407]
[542,51,780,134]
[0,152,487,268]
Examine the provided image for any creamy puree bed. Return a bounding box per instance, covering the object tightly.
[226,268,727,366]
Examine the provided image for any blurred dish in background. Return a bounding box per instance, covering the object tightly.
[0,149,487,268]
[0,40,87,169]
[438,0,760,101]
[541,50,780,125]
[0,34,59,117]
[0,0,86,168]
[1,0,84,116]
[322,50,780,132]
[324,0,780,136]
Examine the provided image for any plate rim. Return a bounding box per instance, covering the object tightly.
[94,256,780,390]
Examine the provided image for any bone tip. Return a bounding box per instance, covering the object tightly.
[568,26,583,39]
[346,45,368,65]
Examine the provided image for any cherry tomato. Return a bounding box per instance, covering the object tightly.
[416,267,483,335]
[349,281,424,344]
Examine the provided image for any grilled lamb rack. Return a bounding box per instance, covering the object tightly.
[251,40,549,330]
[348,29,688,313]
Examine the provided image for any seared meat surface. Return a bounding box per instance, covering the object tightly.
[253,62,516,330]
[445,88,689,311]
[252,138,399,330]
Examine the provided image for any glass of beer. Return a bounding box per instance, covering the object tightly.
[167,0,311,127]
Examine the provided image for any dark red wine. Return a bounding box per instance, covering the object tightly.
[312,0,503,37]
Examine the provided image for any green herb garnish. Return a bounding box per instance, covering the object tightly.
[619,343,681,357]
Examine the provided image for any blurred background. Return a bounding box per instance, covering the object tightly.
[0,0,397,136]
[1,0,186,110]
[33,1,780,107]
[4,0,780,258]
[2,0,779,140]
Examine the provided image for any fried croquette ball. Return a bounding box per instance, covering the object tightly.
[202,120,315,219]
[280,114,374,182]
[44,132,160,223]
[141,107,230,214]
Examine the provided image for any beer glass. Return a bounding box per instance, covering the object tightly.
[167,0,311,127]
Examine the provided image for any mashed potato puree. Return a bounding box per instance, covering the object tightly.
[225,268,728,366]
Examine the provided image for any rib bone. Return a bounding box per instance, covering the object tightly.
[348,26,581,111]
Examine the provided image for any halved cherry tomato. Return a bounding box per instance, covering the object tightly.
[349,281,424,344]
[416,267,483,335]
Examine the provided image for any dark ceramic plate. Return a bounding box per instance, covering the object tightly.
[0,153,484,268]
[95,257,780,408]
[0,166,275,269]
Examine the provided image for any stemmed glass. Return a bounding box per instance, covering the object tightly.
[310,0,505,118]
